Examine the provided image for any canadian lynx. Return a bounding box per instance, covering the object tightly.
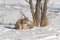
[15,18,33,30]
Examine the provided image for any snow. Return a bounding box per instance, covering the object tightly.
[0,25,60,40]
[0,0,60,40]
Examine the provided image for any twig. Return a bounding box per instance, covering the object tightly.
[47,2,54,9]
[25,0,30,4]
[19,9,32,23]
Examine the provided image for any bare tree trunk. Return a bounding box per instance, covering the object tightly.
[29,0,34,17]
[33,0,41,26]
[25,0,41,27]
[40,0,48,27]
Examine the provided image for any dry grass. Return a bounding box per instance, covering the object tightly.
[40,18,49,27]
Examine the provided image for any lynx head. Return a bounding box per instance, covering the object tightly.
[22,18,29,24]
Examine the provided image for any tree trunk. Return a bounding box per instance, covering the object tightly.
[29,0,34,18]
[33,0,41,26]
[40,0,48,27]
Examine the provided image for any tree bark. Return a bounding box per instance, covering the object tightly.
[29,0,34,17]
[33,0,41,26]
[40,0,48,27]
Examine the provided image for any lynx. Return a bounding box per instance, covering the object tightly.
[15,18,33,30]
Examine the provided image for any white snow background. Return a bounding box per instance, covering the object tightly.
[0,0,60,40]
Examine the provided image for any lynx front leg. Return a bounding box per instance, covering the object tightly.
[19,24,22,30]
[21,24,27,29]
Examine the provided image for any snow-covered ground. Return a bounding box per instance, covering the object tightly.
[0,0,60,40]
[0,12,60,40]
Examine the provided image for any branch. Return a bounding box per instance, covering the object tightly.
[19,9,32,23]
[25,0,30,4]
[47,2,54,9]
[19,9,28,18]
